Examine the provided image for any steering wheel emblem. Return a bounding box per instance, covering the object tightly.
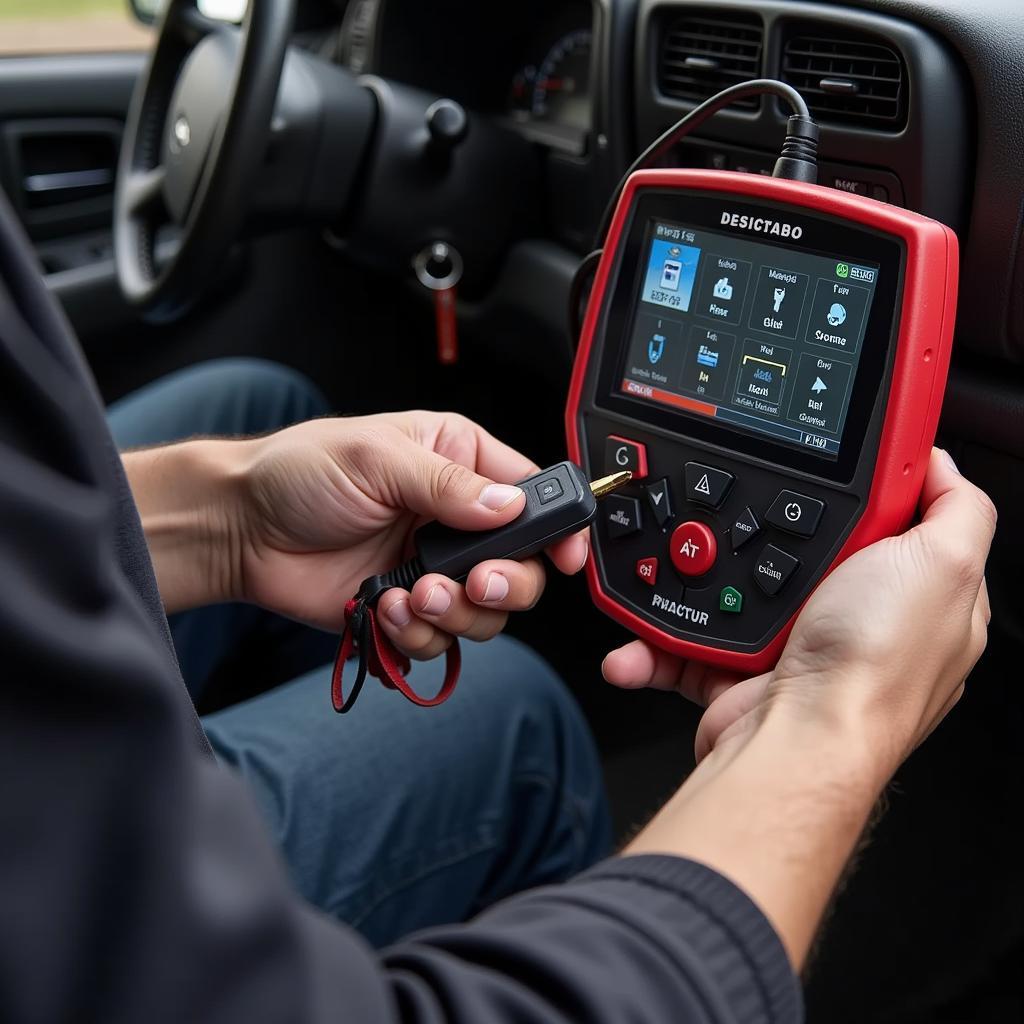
[172,114,191,151]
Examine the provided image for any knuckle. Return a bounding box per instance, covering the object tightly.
[972,488,998,533]
[924,532,981,589]
[433,460,476,502]
[342,427,391,468]
[470,611,507,641]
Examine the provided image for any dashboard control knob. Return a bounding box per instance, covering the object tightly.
[426,98,468,149]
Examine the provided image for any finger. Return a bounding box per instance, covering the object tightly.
[694,673,773,763]
[376,587,454,660]
[602,639,742,702]
[464,421,540,483]
[916,448,998,564]
[383,432,528,532]
[405,411,540,484]
[545,529,590,576]
[408,574,508,642]
[464,558,547,611]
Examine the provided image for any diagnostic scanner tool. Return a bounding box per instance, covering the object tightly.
[566,169,958,671]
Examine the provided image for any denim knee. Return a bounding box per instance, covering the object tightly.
[454,636,613,888]
[181,358,330,434]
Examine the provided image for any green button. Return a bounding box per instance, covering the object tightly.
[719,586,744,613]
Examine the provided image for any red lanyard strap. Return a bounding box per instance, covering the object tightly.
[331,595,462,714]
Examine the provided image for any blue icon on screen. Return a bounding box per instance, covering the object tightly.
[753,367,774,383]
[660,258,682,291]
[641,239,701,312]
[696,345,719,368]
[648,333,666,364]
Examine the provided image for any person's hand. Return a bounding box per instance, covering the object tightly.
[603,449,995,779]
[228,411,587,658]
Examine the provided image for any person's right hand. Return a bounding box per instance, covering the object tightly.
[603,448,996,780]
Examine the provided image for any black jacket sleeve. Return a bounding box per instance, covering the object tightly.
[0,192,800,1024]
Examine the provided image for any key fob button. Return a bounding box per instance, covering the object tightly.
[535,477,564,504]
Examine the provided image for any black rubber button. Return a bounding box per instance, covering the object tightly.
[684,462,734,508]
[604,495,642,540]
[535,477,564,504]
[753,543,800,596]
[731,506,762,550]
[644,478,674,527]
[765,490,825,537]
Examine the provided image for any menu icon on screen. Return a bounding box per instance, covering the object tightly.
[695,254,751,325]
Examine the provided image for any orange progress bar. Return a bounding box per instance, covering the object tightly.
[621,379,718,418]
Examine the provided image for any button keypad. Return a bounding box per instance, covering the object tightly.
[588,424,848,650]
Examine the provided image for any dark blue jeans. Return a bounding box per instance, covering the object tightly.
[108,358,612,946]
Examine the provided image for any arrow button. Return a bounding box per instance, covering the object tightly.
[644,477,674,527]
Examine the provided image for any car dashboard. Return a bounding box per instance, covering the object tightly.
[324,0,1023,382]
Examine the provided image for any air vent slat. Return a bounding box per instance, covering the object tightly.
[781,31,906,130]
[658,10,764,108]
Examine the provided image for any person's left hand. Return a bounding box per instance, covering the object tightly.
[229,411,588,659]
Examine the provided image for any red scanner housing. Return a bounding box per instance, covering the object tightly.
[566,169,958,671]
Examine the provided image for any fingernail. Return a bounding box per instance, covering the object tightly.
[482,571,510,603]
[478,484,523,511]
[421,583,452,616]
[942,449,960,475]
[385,598,412,628]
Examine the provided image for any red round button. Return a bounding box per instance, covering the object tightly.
[669,520,718,577]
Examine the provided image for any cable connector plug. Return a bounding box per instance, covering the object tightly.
[772,115,820,184]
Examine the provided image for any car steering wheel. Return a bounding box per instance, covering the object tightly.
[114,0,294,320]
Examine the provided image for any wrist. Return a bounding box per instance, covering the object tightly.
[764,667,907,790]
[627,695,887,967]
[125,439,251,612]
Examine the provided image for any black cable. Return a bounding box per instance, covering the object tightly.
[568,79,818,344]
[593,79,814,250]
[567,248,603,348]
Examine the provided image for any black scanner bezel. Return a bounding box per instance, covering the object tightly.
[593,190,904,485]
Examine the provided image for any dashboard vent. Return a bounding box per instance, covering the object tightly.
[782,31,906,128]
[658,10,764,108]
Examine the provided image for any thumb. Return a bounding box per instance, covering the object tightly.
[694,673,772,763]
[386,434,527,531]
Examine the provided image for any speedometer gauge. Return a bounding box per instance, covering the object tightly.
[531,29,592,131]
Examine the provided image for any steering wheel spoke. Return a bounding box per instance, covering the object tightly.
[168,3,223,46]
[123,165,168,217]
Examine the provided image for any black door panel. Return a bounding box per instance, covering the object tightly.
[0,54,143,339]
